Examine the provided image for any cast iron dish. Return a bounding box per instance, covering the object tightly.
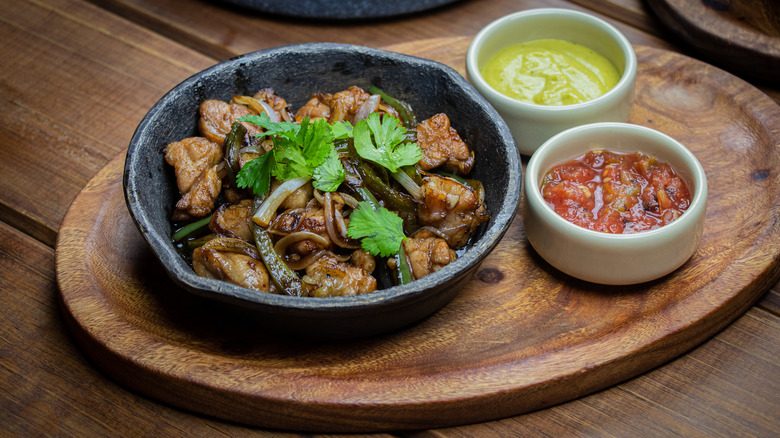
[124,43,521,339]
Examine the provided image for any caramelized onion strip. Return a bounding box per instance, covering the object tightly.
[324,192,361,249]
[352,94,380,124]
[201,237,261,260]
[285,250,326,271]
[273,231,329,255]
[252,177,310,227]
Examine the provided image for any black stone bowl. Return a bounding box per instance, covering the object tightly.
[124,43,521,339]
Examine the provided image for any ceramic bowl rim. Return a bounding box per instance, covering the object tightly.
[524,121,708,243]
[465,7,638,114]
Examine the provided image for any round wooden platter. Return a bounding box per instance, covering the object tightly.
[55,38,780,433]
[646,0,780,83]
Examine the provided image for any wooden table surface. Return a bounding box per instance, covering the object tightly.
[2,0,778,436]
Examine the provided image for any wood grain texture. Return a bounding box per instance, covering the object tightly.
[91,0,780,109]
[0,221,337,437]
[87,0,681,59]
[55,39,780,432]
[646,0,780,83]
[0,0,216,246]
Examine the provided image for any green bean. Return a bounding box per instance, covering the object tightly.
[368,86,417,129]
[172,214,212,242]
[252,225,308,297]
[224,121,246,174]
[346,140,417,215]
[395,244,413,285]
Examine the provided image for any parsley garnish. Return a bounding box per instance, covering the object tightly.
[235,114,345,195]
[352,113,421,173]
[346,202,406,257]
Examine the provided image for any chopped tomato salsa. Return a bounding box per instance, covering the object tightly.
[540,150,692,234]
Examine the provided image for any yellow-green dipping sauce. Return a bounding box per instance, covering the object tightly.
[481,39,620,105]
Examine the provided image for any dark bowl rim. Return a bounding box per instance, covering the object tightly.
[123,42,522,312]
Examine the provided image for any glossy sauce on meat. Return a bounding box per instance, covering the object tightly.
[168,85,490,297]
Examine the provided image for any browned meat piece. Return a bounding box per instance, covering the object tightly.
[328,86,370,123]
[295,92,332,121]
[418,174,489,248]
[402,229,457,280]
[253,88,294,122]
[302,254,377,297]
[198,99,263,145]
[192,246,271,293]
[350,249,376,274]
[174,167,221,219]
[416,113,475,175]
[271,200,333,257]
[294,86,401,124]
[275,180,313,212]
[164,137,223,218]
[209,199,254,242]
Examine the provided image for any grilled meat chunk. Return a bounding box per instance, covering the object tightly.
[302,254,377,297]
[418,174,489,248]
[209,199,254,242]
[416,113,475,175]
[164,136,223,219]
[192,246,271,293]
[403,229,457,280]
[198,99,263,145]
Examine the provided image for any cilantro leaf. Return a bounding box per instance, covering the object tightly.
[352,113,421,173]
[331,121,354,140]
[346,201,406,257]
[235,150,275,196]
[236,115,346,195]
[239,114,299,140]
[313,148,345,192]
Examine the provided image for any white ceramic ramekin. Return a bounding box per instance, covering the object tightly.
[466,8,638,156]
[522,122,708,285]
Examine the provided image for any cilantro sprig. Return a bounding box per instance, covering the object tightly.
[235,114,345,195]
[237,111,420,260]
[352,112,421,173]
[346,202,406,257]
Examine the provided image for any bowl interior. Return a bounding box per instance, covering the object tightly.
[529,123,702,197]
[124,43,521,316]
[469,9,633,105]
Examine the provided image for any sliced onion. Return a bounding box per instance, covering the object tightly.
[201,237,261,260]
[334,206,350,238]
[252,177,310,227]
[339,192,360,210]
[286,249,326,271]
[324,192,361,249]
[412,226,449,241]
[232,95,281,123]
[391,169,422,201]
[239,145,265,155]
[352,94,381,124]
[273,231,329,255]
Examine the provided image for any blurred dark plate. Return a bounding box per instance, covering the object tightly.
[220,0,463,20]
[647,0,780,83]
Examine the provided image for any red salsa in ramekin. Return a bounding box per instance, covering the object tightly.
[540,149,692,234]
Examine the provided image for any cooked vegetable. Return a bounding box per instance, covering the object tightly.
[172,214,212,242]
[252,225,307,297]
[347,202,406,257]
[166,84,489,298]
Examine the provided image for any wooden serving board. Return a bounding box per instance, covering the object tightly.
[55,38,780,432]
[647,0,780,83]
